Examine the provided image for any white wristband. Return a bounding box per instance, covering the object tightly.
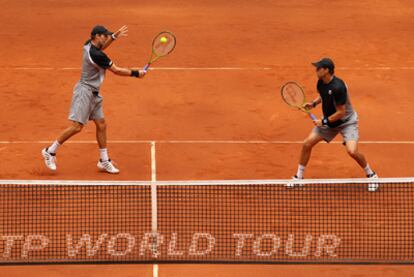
[111,33,117,40]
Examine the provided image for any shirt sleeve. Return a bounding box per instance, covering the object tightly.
[333,82,347,105]
[89,48,113,69]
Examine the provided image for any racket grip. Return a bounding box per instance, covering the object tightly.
[309,113,317,121]
[143,64,150,72]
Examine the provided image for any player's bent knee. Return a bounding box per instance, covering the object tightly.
[97,122,106,131]
[71,123,83,133]
[303,139,315,150]
[347,148,358,157]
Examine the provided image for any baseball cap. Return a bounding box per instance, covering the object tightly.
[312,58,335,72]
[91,25,113,36]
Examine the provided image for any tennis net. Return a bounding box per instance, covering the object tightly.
[0,178,413,264]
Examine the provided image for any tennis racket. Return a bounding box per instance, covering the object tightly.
[280,81,317,120]
[143,31,176,72]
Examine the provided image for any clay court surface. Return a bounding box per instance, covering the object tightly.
[1,0,414,276]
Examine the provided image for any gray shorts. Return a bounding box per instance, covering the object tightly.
[68,83,104,125]
[313,112,359,143]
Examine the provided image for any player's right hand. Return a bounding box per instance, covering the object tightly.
[139,69,147,78]
[303,102,314,110]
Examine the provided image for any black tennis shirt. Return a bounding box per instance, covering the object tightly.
[317,76,355,128]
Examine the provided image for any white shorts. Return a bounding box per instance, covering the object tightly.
[68,83,104,125]
[313,112,359,143]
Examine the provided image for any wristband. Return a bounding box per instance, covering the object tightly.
[322,117,329,126]
[111,33,117,40]
[131,70,139,78]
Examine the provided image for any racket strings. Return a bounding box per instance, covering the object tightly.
[153,32,176,57]
[282,84,305,107]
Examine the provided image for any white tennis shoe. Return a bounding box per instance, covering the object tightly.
[367,172,379,192]
[286,175,305,188]
[41,148,57,171]
[97,159,120,174]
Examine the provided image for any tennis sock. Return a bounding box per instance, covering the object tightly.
[364,164,374,176]
[296,164,306,179]
[48,140,60,154]
[99,148,109,162]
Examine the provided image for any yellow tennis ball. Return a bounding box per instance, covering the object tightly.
[160,36,168,43]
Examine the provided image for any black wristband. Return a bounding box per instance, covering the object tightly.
[322,117,329,126]
[131,70,139,78]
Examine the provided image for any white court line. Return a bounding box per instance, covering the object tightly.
[151,67,273,70]
[4,66,414,71]
[151,141,157,181]
[5,67,272,71]
[1,140,414,144]
[153,264,159,277]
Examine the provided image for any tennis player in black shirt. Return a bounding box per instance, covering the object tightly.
[294,58,379,191]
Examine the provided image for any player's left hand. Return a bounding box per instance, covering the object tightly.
[114,25,128,39]
[303,102,314,110]
[313,119,323,127]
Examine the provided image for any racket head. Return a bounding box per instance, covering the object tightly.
[280,81,306,109]
[151,31,176,58]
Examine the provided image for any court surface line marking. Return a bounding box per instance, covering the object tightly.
[150,141,158,277]
[6,67,273,71]
[153,264,158,277]
[151,141,157,181]
[1,140,414,144]
[4,66,414,71]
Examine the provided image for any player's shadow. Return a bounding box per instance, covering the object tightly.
[27,167,58,177]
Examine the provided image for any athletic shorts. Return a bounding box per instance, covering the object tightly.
[68,83,104,125]
[313,112,359,143]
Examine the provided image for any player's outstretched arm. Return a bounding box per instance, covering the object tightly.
[108,64,146,78]
[101,25,128,50]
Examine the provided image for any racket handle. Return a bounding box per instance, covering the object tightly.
[309,113,317,121]
[143,64,150,72]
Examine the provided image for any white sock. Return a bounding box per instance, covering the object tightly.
[296,164,306,179]
[364,164,374,176]
[99,148,109,162]
[48,140,60,154]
